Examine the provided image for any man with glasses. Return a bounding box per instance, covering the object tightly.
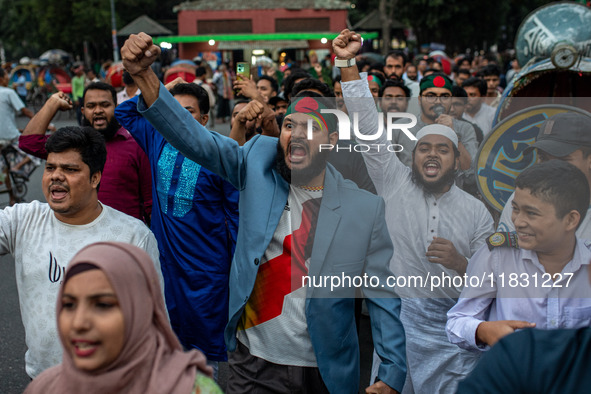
[392,74,478,173]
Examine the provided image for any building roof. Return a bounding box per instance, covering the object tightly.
[173,0,350,12]
[117,15,173,36]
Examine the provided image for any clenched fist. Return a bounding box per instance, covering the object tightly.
[332,29,362,60]
[237,101,264,123]
[121,33,161,76]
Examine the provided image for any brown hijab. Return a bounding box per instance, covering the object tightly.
[25,242,212,394]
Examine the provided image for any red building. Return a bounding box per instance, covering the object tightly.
[158,0,353,62]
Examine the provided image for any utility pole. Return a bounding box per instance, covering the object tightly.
[110,0,120,61]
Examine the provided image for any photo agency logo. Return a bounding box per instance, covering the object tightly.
[292,97,418,152]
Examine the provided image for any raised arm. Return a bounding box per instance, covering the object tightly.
[333,29,411,194]
[121,33,162,108]
[22,92,72,136]
[121,33,247,189]
[20,92,72,159]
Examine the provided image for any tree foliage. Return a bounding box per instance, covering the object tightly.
[0,0,178,62]
[348,0,557,54]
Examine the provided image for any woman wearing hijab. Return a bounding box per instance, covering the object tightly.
[25,242,222,394]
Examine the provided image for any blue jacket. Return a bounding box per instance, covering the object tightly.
[139,84,407,393]
[116,96,238,361]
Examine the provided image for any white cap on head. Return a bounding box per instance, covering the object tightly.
[415,124,458,148]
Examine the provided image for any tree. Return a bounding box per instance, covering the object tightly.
[379,0,398,56]
[348,0,557,55]
[0,0,179,62]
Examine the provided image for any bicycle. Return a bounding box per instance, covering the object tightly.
[0,144,37,205]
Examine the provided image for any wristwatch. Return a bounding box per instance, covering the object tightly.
[335,57,356,68]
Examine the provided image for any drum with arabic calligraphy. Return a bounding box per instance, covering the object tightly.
[476,2,591,212]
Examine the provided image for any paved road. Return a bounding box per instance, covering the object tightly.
[0,112,376,393]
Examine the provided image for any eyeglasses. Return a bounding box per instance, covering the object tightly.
[421,94,452,103]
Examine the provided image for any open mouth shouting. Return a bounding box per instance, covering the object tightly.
[92,116,107,129]
[423,160,441,177]
[289,141,309,165]
[49,183,70,202]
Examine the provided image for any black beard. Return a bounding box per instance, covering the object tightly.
[411,162,456,195]
[275,140,330,186]
[82,116,120,140]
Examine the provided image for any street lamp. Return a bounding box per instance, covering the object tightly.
[110,0,120,62]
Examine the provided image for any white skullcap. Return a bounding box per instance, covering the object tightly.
[415,124,458,148]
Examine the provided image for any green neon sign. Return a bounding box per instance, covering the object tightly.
[153,31,379,44]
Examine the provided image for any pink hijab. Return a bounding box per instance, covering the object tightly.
[25,242,212,394]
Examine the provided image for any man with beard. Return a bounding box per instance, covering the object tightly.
[19,84,152,222]
[121,32,406,394]
[384,51,420,100]
[390,73,477,171]
[334,29,494,393]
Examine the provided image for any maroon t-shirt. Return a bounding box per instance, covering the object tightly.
[19,127,152,221]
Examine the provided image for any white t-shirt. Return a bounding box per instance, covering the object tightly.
[0,201,161,378]
[237,186,322,367]
[116,87,141,105]
[463,103,496,138]
[0,86,25,140]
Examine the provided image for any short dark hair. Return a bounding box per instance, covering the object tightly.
[452,86,468,103]
[481,64,501,77]
[169,83,210,115]
[483,53,497,63]
[385,50,408,66]
[292,78,333,98]
[283,70,311,99]
[357,59,369,71]
[232,99,251,113]
[83,82,117,105]
[462,77,487,96]
[0,68,5,78]
[380,79,410,98]
[257,75,278,94]
[452,86,468,98]
[195,66,207,77]
[369,62,385,74]
[515,160,590,226]
[457,68,471,78]
[45,127,107,179]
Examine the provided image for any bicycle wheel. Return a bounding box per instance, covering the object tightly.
[11,179,27,200]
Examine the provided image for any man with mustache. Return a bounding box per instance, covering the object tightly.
[0,126,161,379]
[19,84,152,222]
[388,74,477,171]
[335,29,494,393]
[121,32,407,394]
[380,79,410,114]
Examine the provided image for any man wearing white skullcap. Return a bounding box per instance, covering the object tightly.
[334,29,495,394]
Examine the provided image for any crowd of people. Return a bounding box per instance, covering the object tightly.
[0,26,590,394]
